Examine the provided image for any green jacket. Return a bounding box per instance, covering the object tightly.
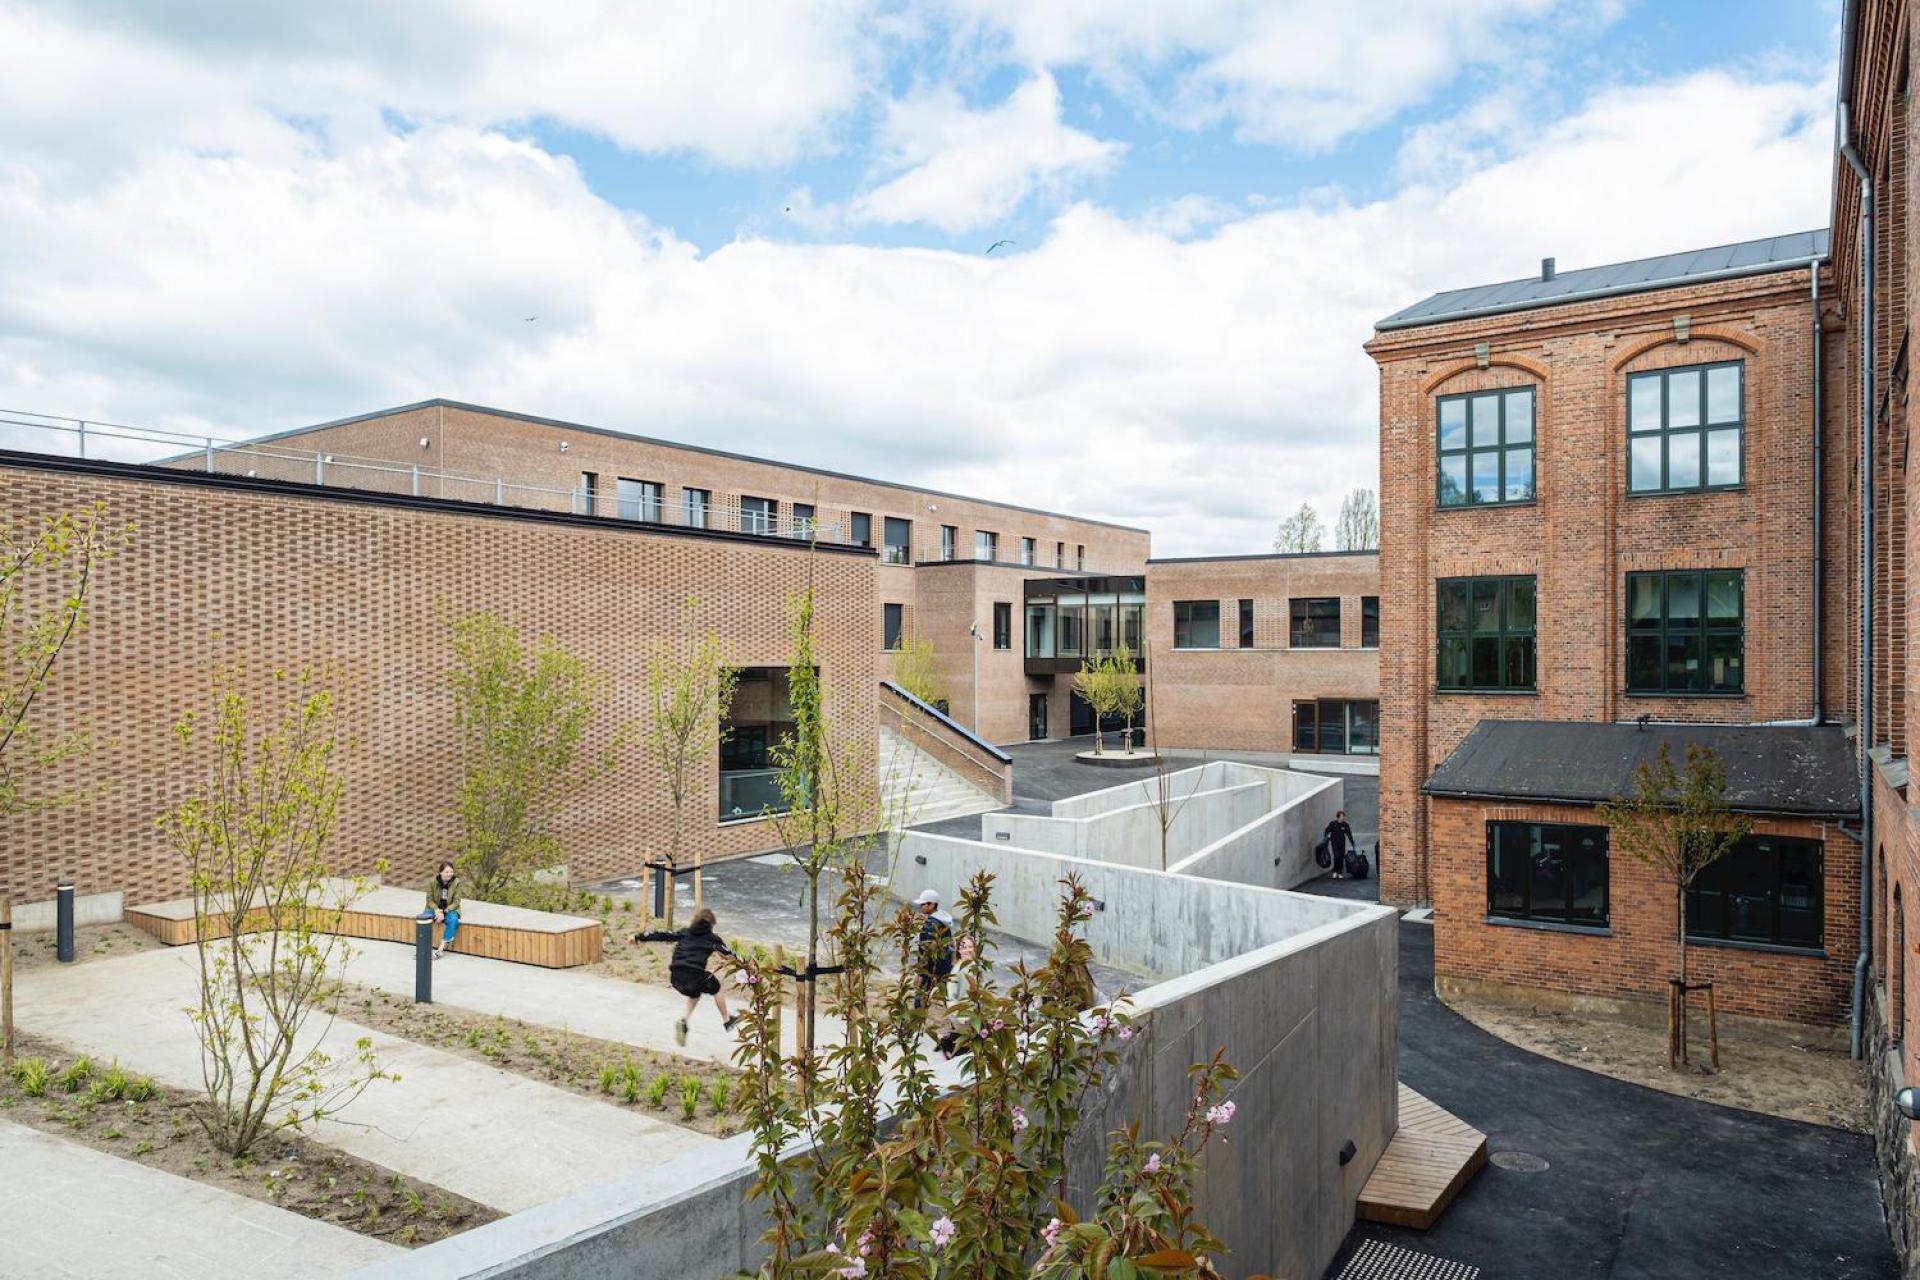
[425,873,463,915]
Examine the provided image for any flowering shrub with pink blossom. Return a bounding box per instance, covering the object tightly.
[723,864,1250,1279]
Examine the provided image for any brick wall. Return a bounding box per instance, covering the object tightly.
[0,460,877,907]
[1144,553,1380,753]
[1430,797,1856,1025]
[1370,269,1838,909]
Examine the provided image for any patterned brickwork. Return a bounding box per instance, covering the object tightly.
[0,463,877,907]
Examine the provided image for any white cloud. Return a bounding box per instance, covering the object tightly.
[935,0,1594,147]
[850,74,1124,233]
[0,62,1832,557]
[4,0,888,170]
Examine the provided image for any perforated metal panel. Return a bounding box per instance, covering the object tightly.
[1334,1239,1481,1280]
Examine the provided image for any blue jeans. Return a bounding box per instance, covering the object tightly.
[439,910,460,946]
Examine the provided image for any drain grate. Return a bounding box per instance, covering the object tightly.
[1490,1150,1550,1173]
[1335,1239,1481,1280]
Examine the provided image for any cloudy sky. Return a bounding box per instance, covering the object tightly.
[0,1,1837,555]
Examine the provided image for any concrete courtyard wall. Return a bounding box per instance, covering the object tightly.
[980,780,1270,867]
[353,832,1395,1280]
[1167,772,1343,891]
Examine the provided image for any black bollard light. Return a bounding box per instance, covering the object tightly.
[414,914,433,1004]
[55,880,75,964]
[652,862,669,919]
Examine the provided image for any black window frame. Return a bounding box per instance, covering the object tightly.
[1437,386,1535,508]
[1056,541,1066,568]
[739,495,776,536]
[992,602,1012,650]
[1361,595,1380,649]
[882,603,904,651]
[1172,600,1220,650]
[1238,598,1254,648]
[1021,536,1036,566]
[940,524,957,561]
[883,516,912,565]
[1626,359,1744,495]
[850,511,872,547]
[976,530,998,561]
[1436,575,1536,692]
[792,502,816,539]
[1686,834,1823,950]
[1625,569,1744,695]
[1487,820,1610,928]
[1288,597,1341,648]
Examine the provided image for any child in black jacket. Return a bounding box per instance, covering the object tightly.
[667,908,737,1046]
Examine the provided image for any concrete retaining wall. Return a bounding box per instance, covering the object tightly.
[353,834,1397,1280]
[981,781,1270,868]
[1168,773,1343,891]
[11,891,123,932]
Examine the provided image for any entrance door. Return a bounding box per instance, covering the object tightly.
[1292,700,1318,752]
[1028,693,1049,741]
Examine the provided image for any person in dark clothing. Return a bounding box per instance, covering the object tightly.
[668,908,737,1046]
[1324,811,1355,880]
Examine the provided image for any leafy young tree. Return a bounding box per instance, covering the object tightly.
[1334,488,1379,551]
[1271,502,1325,554]
[1142,659,1202,870]
[1071,653,1125,755]
[1,502,127,822]
[448,610,617,899]
[890,633,948,713]
[164,668,389,1157]
[729,869,1248,1279]
[1597,743,1751,1066]
[1109,643,1144,751]
[642,598,739,919]
[768,582,881,1054]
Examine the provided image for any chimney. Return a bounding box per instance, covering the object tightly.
[1541,257,1556,282]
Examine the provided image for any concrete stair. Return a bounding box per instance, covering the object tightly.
[879,726,1005,827]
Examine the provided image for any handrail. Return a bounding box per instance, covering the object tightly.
[881,680,1013,763]
[882,705,1012,802]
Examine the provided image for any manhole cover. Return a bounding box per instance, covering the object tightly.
[1335,1239,1480,1279]
[1490,1149,1550,1173]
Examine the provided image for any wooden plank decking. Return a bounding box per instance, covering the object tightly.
[1356,1084,1488,1230]
[127,884,603,969]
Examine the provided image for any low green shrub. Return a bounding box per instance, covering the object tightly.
[645,1073,671,1108]
[678,1078,701,1121]
[57,1056,94,1093]
[11,1057,51,1097]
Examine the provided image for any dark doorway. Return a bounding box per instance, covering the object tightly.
[1028,693,1049,741]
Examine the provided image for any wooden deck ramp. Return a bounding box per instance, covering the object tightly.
[1356,1084,1488,1230]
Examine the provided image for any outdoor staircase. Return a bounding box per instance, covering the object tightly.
[879,725,1006,827]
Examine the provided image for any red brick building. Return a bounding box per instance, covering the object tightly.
[1367,230,1860,1025]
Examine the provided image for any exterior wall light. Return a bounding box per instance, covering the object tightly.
[1898,1087,1920,1120]
[559,440,570,453]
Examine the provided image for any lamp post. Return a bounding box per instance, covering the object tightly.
[968,621,982,732]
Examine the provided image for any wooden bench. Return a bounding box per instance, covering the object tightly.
[126,882,603,969]
[1356,1084,1488,1230]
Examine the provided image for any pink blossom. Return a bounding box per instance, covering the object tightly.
[1042,1217,1065,1249]
[1143,1152,1162,1174]
[929,1216,957,1248]
[1011,1107,1030,1132]
[1116,1025,1134,1042]
[733,969,757,987]
[1206,1100,1237,1127]
[1092,1014,1112,1034]
[992,1018,1006,1031]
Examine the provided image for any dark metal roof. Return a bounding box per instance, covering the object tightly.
[1376,230,1830,331]
[1421,720,1859,819]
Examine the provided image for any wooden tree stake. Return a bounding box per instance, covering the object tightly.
[1,895,13,1065]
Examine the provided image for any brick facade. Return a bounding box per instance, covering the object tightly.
[0,459,877,908]
[1144,552,1380,754]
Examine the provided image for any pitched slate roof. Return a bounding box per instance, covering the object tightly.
[1421,720,1859,819]
[1376,230,1830,331]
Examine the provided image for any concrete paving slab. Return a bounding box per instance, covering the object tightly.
[0,1119,401,1280]
[14,946,715,1213]
[334,936,839,1065]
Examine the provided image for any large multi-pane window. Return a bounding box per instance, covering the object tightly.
[883,517,912,564]
[1628,361,1743,493]
[1487,821,1609,927]
[1687,835,1822,949]
[1293,699,1379,755]
[1626,570,1743,694]
[1173,600,1220,650]
[1362,596,1380,649]
[616,478,662,522]
[1289,598,1341,648]
[683,487,712,528]
[1437,576,1536,691]
[1438,387,1535,507]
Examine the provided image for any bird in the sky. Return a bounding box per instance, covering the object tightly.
[523,316,538,322]
[986,240,1015,254]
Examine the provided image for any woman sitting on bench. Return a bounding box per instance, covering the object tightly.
[426,861,462,959]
